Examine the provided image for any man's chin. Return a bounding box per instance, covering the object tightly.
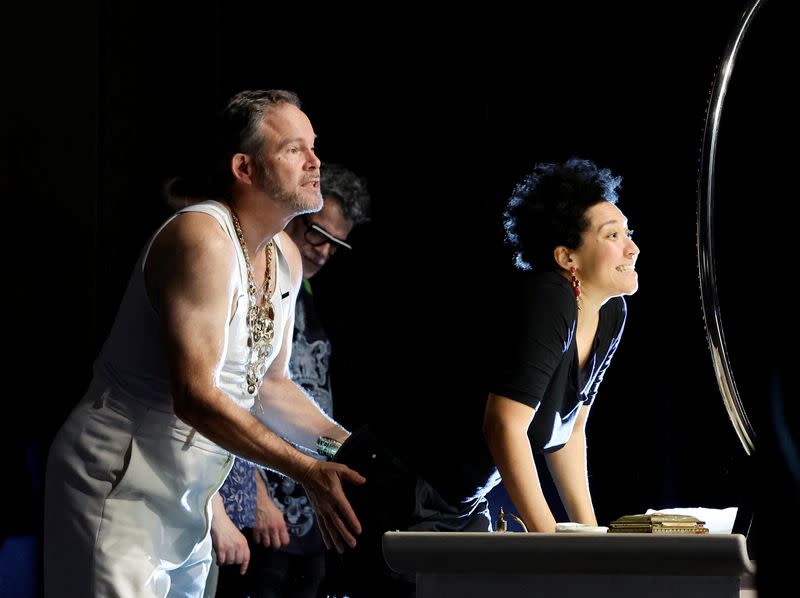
[281,190,322,216]
[300,190,323,214]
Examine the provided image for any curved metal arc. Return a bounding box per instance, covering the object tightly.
[696,0,765,455]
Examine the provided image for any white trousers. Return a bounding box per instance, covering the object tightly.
[44,379,232,597]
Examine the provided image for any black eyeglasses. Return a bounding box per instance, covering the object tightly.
[302,216,352,251]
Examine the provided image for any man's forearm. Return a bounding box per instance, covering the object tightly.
[256,376,349,451]
[175,386,317,482]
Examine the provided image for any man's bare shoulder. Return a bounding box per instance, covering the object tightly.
[152,211,234,262]
[147,211,237,286]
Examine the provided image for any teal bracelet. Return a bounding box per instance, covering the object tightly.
[316,436,342,458]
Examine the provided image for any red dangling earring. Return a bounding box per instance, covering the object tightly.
[570,266,582,310]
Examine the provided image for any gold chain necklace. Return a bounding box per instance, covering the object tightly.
[229,207,275,399]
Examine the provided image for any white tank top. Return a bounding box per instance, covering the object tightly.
[94,200,291,412]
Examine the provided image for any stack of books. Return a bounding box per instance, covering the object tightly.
[608,512,709,534]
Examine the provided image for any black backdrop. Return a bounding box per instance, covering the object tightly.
[6,0,795,593]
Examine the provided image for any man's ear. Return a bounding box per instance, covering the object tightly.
[553,246,573,271]
[231,153,256,186]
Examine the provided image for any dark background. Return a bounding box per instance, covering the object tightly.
[5,0,795,594]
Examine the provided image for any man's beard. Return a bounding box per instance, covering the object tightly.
[257,163,322,215]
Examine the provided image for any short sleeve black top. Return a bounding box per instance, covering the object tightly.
[488,270,627,453]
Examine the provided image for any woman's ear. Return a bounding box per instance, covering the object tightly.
[230,153,256,186]
[553,246,573,271]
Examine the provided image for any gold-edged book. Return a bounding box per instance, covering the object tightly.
[608,512,709,534]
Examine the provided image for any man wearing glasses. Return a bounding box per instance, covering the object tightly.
[296,212,353,274]
[210,163,371,598]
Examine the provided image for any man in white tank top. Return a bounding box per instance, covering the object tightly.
[44,90,365,598]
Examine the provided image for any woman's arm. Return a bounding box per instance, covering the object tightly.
[544,404,597,525]
[484,393,557,533]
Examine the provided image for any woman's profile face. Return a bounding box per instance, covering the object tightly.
[572,201,640,301]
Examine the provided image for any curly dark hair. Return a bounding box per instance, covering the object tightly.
[320,163,371,225]
[503,157,622,271]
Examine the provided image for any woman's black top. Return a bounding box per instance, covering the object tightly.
[488,270,627,453]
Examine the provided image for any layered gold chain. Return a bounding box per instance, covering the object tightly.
[229,207,276,398]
